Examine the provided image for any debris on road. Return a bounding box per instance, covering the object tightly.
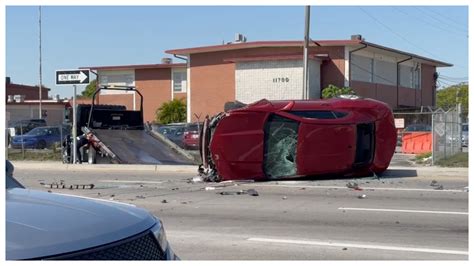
[205,186,217,191]
[358,194,367,199]
[218,189,259,196]
[136,195,146,199]
[190,176,204,183]
[45,182,94,190]
[430,180,438,186]
[342,248,348,251]
[434,185,444,190]
[161,199,168,203]
[171,187,179,191]
[346,181,358,189]
[346,181,363,190]
[247,189,259,196]
[282,196,288,200]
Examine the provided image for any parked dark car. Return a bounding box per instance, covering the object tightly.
[5,160,178,260]
[183,123,202,150]
[199,98,397,181]
[8,119,47,139]
[11,126,69,149]
[158,124,186,148]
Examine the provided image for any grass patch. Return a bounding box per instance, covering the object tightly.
[436,152,468,167]
[6,148,62,161]
[414,152,432,164]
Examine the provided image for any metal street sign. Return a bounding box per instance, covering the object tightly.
[56,70,90,85]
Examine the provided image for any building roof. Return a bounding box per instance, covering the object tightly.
[224,53,328,63]
[6,83,51,91]
[80,63,186,71]
[165,39,452,67]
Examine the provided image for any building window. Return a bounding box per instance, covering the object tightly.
[172,70,187,93]
[351,54,373,83]
[399,64,421,89]
[98,70,135,95]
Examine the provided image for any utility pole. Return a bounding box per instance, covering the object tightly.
[302,6,311,100]
[38,6,43,118]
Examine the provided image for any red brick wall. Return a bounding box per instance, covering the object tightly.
[7,84,49,100]
[421,64,436,106]
[135,68,174,123]
[96,94,135,110]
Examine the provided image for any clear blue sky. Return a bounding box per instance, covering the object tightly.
[5,5,468,98]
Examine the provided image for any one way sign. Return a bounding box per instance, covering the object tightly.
[56,70,90,86]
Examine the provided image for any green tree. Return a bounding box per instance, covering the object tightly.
[436,82,468,120]
[81,79,98,98]
[322,84,356,99]
[155,98,187,124]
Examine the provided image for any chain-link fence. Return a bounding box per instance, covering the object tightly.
[6,122,70,161]
[393,105,462,165]
[432,106,462,164]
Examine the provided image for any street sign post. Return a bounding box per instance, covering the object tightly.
[56,70,90,85]
[56,69,91,164]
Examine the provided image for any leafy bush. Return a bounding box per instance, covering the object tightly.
[155,99,186,124]
[322,84,356,99]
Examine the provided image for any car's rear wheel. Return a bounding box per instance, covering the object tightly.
[37,140,46,149]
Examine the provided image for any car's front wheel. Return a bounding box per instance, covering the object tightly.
[37,140,47,149]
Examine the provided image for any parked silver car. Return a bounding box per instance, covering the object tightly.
[6,160,178,260]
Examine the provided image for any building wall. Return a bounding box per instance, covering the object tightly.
[319,46,346,89]
[6,85,49,101]
[6,103,66,125]
[96,94,135,110]
[135,68,173,123]
[236,60,303,103]
[189,46,345,121]
[421,64,436,106]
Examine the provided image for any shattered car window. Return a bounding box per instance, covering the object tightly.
[287,110,348,119]
[263,115,299,178]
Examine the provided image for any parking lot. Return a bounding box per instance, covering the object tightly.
[12,162,468,260]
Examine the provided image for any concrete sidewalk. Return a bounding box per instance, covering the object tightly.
[10,160,468,178]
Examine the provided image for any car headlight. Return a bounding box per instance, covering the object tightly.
[151,221,168,253]
[150,216,178,260]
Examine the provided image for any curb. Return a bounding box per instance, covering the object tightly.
[11,160,199,173]
[386,166,468,178]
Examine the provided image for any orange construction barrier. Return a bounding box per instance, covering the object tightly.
[402,132,432,154]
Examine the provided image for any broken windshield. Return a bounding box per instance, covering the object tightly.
[263,114,299,178]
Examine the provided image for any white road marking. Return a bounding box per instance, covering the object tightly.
[99,180,163,184]
[338,207,468,215]
[248,237,468,256]
[243,183,464,193]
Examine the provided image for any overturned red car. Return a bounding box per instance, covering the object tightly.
[199,97,397,182]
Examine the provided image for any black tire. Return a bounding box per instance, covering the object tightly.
[37,140,47,149]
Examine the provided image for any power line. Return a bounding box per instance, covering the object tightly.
[438,77,468,84]
[419,7,468,32]
[359,7,447,61]
[439,75,468,80]
[392,7,467,38]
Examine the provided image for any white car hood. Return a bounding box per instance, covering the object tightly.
[6,188,156,260]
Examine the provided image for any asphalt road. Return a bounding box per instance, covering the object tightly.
[13,164,468,260]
